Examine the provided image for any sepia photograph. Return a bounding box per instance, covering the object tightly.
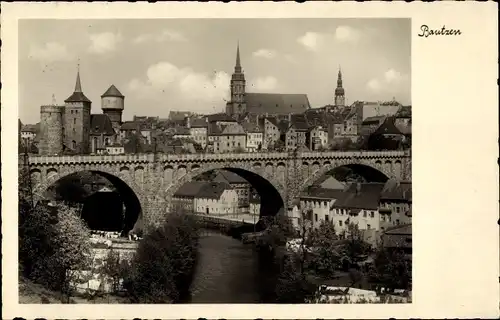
[2,2,498,319]
[17,17,412,305]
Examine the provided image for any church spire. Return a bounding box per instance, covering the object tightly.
[235,41,242,73]
[337,65,343,88]
[74,62,82,93]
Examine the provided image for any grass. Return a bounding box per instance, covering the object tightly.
[19,277,130,304]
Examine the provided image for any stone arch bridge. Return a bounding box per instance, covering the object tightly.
[26,150,411,227]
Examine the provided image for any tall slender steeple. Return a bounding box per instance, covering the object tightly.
[235,41,242,73]
[227,41,246,116]
[337,66,343,88]
[74,64,83,93]
[334,65,345,107]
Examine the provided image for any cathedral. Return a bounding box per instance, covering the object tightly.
[225,44,346,119]
[225,44,311,119]
[38,68,124,156]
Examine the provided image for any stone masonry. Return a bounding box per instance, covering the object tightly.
[27,150,411,227]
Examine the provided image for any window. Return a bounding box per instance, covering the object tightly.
[396,219,400,225]
[325,215,329,222]
[339,220,343,226]
[396,207,400,213]
[363,211,367,217]
[73,118,76,125]
[367,224,371,229]
[370,211,375,218]
[314,214,318,222]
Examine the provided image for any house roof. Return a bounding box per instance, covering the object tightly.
[372,117,404,136]
[362,116,386,125]
[190,117,208,128]
[241,121,262,133]
[101,84,124,99]
[220,123,246,135]
[65,92,91,103]
[90,114,115,135]
[300,187,346,200]
[264,117,279,127]
[380,180,412,202]
[290,114,310,131]
[214,170,249,184]
[331,183,386,210]
[246,93,311,115]
[207,113,237,123]
[208,122,223,135]
[174,181,207,198]
[121,121,139,130]
[169,111,192,122]
[197,182,232,200]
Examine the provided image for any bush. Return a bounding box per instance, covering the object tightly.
[123,210,200,303]
[19,200,93,302]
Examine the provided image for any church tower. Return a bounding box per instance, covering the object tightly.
[64,65,91,154]
[334,66,345,107]
[226,42,247,116]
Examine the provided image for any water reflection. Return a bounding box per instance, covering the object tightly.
[187,230,278,303]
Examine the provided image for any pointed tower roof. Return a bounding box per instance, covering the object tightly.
[101,84,125,98]
[335,65,345,95]
[65,67,91,103]
[234,41,242,73]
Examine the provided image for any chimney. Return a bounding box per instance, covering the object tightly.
[288,113,292,122]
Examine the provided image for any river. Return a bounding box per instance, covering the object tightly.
[186,230,279,303]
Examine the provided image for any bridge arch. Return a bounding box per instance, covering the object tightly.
[161,162,286,218]
[301,158,392,191]
[31,167,146,233]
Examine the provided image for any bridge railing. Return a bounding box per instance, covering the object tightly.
[28,150,409,164]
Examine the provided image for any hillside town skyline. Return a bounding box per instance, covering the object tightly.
[19,18,411,124]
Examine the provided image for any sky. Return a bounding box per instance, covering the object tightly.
[19,18,411,124]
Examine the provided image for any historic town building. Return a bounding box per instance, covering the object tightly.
[225,44,311,118]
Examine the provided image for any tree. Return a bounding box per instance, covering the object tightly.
[100,249,123,293]
[274,209,316,303]
[371,246,412,291]
[20,201,93,302]
[123,209,200,303]
[308,220,341,277]
[339,223,373,269]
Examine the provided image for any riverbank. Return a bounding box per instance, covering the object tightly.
[19,277,130,304]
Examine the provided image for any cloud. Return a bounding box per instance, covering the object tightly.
[249,76,278,92]
[28,42,74,62]
[367,68,409,97]
[252,49,277,59]
[367,79,382,93]
[384,68,405,83]
[128,61,230,113]
[334,25,361,43]
[133,29,188,44]
[88,32,123,54]
[297,32,325,52]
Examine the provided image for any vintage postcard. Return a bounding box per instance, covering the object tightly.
[1,2,498,319]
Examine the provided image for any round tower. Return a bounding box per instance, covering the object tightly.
[101,84,125,132]
[39,105,64,155]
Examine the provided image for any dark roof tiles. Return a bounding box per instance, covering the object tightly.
[101,85,124,98]
[90,114,115,135]
[246,93,310,115]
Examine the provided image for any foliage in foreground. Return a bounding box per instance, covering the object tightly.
[19,199,92,302]
[122,210,200,303]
